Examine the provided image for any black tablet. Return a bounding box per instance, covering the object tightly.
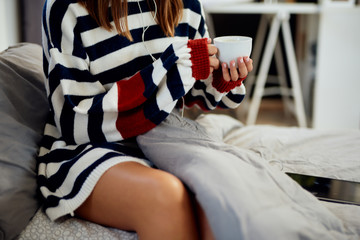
[286,172,360,206]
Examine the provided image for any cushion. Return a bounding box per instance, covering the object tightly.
[0,43,48,240]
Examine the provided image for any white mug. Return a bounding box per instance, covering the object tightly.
[214,36,252,68]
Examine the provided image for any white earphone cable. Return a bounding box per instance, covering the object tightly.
[137,0,157,62]
[137,1,186,117]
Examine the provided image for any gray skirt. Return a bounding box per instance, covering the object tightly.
[137,111,352,240]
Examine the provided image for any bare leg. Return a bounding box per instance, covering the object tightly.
[75,162,199,240]
[196,201,215,240]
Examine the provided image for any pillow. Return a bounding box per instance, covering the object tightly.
[0,43,48,240]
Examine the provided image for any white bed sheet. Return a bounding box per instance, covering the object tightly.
[18,114,360,239]
[202,114,360,236]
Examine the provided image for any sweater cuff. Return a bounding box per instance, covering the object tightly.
[188,39,210,80]
[212,69,246,93]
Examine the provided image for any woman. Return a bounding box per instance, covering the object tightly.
[38,0,253,239]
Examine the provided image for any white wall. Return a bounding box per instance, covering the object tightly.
[0,0,8,51]
[313,6,360,130]
[0,0,20,51]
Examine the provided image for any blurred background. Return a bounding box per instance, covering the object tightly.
[0,0,359,130]
[0,0,44,49]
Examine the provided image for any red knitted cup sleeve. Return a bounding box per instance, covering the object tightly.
[188,39,210,80]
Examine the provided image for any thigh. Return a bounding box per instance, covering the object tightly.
[75,161,197,237]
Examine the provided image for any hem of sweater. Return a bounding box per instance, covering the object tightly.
[45,156,151,221]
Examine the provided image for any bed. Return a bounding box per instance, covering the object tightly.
[0,43,359,240]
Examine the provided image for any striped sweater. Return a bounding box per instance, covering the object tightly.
[38,0,246,220]
[40,0,246,148]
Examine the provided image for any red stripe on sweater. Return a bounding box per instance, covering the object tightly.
[116,72,147,111]
[116,108,157,139]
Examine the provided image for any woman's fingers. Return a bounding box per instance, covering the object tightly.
[208,44,218,56]
[244,57,253,73]
[229,60,239,81]
[208,41,219,73]
[209,57,220,73]
[237,57,248,79]
[221,57,253,82]
[222,63,231,82]
[222,60,243,82]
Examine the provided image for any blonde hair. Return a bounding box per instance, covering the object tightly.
[78,0,183,41]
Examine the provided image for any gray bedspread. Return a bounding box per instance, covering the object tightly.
[137,112,359,240]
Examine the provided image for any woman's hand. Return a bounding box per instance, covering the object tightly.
[222,57,253,82]
[207,38,254,82]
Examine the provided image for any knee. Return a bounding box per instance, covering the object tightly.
[150,171,192,211]
[137,172,198,237]
[141,171,197,226]
[132,172,198,239]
